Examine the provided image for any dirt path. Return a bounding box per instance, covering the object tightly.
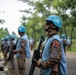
[0,51,76,75]
[66,52,76,75]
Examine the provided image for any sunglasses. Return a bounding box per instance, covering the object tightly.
[46,21,52,26]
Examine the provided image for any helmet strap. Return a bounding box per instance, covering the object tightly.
[45,25,57,32]
[50,27,57,30]
[48,25,57,31]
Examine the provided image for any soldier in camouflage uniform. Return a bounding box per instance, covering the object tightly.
[8,34,16,71]
[61,34,67,54]
[3,36,10,65]
[12,25,31,75]
[35,15,68,75]
[1,38,5,55]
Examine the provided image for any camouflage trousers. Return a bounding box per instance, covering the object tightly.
[50,71,60,75]
[17,55,26,75]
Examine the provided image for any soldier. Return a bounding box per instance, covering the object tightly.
[3,36,10,65]
[8,34,16,71]
[11,25,31,75]
[1,38,5,55]
[61,34,67,54]
[29,37,34,50]
[34,15,68,75]
[67,36,72,51]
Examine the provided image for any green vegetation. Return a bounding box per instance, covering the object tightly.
[71,39,76,52]
[33,39,76,52]
[18,0,76,41]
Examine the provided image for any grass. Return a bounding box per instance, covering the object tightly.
[70,39,76,52]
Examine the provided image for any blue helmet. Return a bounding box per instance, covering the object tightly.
[1,38,5,41]
[18,25,26,32]
[68,36,70,39]
[10,34,15,39]
[46,15,62,29]
[5,35,9,40]
[62,34,66,38]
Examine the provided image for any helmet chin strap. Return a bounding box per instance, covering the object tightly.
[50,28,57,30]
[45,26,57,32]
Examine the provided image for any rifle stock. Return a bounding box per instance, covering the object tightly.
[29,36,45,75]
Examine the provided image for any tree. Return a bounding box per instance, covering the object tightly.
[18,0,76,41]
[0,28,8,42]
[20,15,26,26]
[0,19,5,24]
[18,0,53,40]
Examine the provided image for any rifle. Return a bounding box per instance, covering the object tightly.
[7,39,18,62]
[4,40,18,71]
[29,36,45,75]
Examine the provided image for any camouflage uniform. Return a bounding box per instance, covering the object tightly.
[16,34,31,75]
[3,40,10,65]
[40,34,67,75]
[8,39,16,70]
[17,54,25,75]
[1,40,5,55]
[61,38,67,54]
[16,39,26,75]
[38,15,67,75]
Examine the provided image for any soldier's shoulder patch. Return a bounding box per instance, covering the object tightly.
[50,39,61,57]
[20,39,26,43]
[51,39,60,47]
[21,38,25,41]
[51,49,58,57]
